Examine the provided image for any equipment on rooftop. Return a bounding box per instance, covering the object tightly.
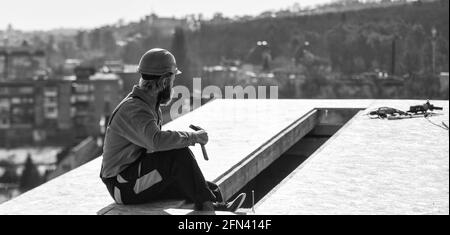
[367,101,448,130]
[408,100,443,114]
[368,107,411,119]
[368,100,444,119]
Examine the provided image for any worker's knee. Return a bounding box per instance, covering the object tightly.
[165,148,197,170]
[171,147,194,159]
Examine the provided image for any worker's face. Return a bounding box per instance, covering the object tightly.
[159,74,175,106]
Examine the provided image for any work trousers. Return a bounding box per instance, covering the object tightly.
[101,147,222,209]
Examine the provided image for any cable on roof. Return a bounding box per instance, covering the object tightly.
[425,116,449,131]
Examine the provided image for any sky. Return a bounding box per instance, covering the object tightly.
[0,0,334,31]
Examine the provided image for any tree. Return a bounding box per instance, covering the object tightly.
[141,27,167,49]
[102,30,117,56]
[122,40,142,64]
[0,160,19,183]
[57,40,77,59]
[171,27,191,89]
[19,154,42,192]
[89,29,102,50]
[401,24,427,75]
[75,30,86,49]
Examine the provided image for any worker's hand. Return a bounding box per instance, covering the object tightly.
[193,130,208,145]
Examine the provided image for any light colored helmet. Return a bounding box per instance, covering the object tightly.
[137,48,182,76]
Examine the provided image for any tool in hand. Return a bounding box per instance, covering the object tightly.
[189,124,209,161]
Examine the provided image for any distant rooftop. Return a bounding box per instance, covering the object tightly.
[0,45,45,56]
[63,72,120,81]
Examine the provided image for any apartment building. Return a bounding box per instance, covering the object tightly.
[0,72,122,147]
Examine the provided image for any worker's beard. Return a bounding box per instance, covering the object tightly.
[158,84,173,106]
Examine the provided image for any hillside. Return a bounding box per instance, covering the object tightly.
[188,0,449,75]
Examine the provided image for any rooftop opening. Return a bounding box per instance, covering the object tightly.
[229,108,362,209]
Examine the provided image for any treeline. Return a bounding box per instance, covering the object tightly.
[38,1,448,75]
[189,0,449,75]
[36,1,448,76]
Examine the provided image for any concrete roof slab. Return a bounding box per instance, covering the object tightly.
[255,100,449,215]
[0,99,447,215]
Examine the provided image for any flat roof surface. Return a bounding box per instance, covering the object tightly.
[256,100,449,215]
[0,99,448,214]
[163,99,372,184]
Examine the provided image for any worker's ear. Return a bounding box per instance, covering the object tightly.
[163,76,171,87]
[163,74,174,87]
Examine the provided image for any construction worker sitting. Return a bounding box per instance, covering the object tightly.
[100,48,246,212]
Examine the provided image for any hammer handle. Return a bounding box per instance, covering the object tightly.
[189,124,209,161]
[200,145,209,161]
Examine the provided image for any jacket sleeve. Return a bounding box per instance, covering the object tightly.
[112,100,196,152]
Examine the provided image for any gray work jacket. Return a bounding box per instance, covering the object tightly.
[101,85,196,178]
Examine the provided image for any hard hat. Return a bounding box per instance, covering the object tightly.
[137,48,182,76]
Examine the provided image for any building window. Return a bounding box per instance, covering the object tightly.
[44,106,58,119]
[0,87,8,95]
[76,94,90,102]
[45,96,57,103]
[104,85,112,92]
[104,94,111,102]
[10,107,34,125]
[0,98,9,111]
[0,117,10,128]
[22,97,34,104]
[72,83,91,93]
[18,86,34,94]
[70,107,76,117]
[11,97,21,104]
[44,87,58,96]
[0,118,9,124]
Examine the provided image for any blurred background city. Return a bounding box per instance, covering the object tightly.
[0,0,448,203]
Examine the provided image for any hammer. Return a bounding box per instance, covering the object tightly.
[189,124,209,161]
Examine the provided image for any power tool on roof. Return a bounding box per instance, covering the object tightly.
[408,100,443,114]
[367,100,448,130]
[368,100,444,119]
[368,107,411,119]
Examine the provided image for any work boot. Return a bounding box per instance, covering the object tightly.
[207,182,224,203]
[201,201,215,211]
[213,193,246,212]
